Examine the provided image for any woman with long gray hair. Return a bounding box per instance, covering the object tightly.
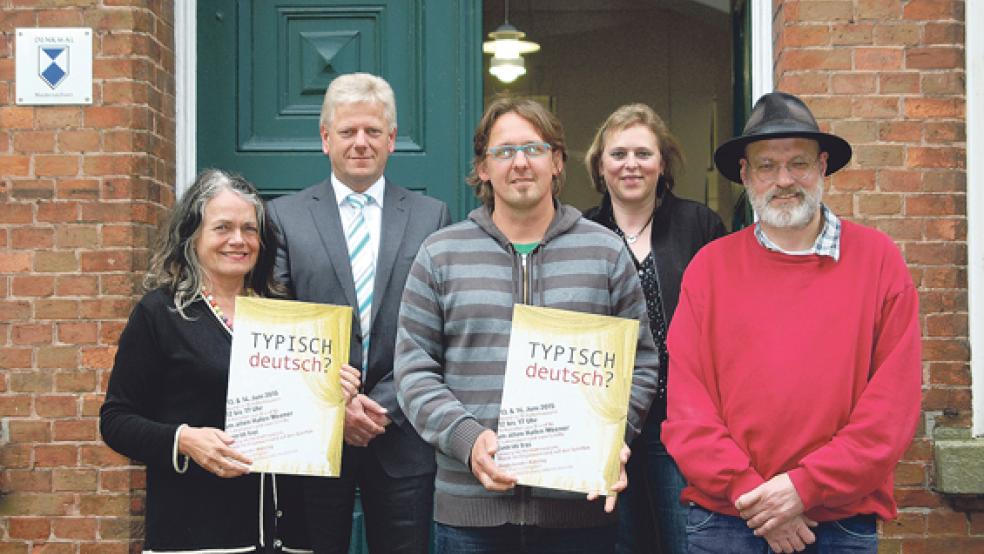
[100,169,359,552]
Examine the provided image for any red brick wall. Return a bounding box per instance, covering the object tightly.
[0,1,175,552]
[0,0,979,552]
[774,0,982,551]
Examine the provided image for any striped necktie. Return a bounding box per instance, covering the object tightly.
[344,193,374,368]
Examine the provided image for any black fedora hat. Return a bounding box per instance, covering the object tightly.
[713,91,852,183]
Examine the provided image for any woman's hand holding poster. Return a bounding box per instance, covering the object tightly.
[496,304,638,496]
[225,297,351,477]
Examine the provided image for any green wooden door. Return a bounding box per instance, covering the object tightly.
[197,0,481,218]
[196,2,480,552]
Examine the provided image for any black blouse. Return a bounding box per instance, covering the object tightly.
[99,288,309,552]
[635,252,669,397]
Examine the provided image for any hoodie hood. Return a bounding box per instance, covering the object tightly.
[467,200,583,249]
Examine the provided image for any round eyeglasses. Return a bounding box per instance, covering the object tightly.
[748,157,821,181]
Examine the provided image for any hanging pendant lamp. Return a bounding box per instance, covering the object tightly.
[483,0,540,83]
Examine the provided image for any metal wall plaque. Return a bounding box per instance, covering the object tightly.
[16,27,93,105]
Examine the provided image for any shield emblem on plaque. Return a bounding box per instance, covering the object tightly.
[38,45,69,89]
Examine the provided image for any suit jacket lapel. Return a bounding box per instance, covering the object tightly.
[308,180,361,326]
[372,181,410,326]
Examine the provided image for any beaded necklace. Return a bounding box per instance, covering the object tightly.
[201,287,234,334]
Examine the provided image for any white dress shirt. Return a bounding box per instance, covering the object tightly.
[332,173,385,269]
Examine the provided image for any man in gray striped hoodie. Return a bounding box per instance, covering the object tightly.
[395,97,661,554]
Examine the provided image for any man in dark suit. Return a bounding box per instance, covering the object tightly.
[268,72,451,554]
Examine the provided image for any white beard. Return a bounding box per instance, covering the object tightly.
[749,176,823,229]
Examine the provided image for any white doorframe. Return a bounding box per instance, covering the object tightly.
[175,0,196,198]
[967,0,982,437]
[751,0,774,104]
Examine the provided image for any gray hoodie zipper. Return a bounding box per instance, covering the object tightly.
[518,248,530,524]
[520,252,530,305]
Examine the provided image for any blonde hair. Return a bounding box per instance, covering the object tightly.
[320,73,397,132]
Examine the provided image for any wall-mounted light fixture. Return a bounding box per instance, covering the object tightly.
[483,0,539,84]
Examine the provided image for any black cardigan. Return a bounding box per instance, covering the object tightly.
[100,288,309,552]
[585,190,727,425]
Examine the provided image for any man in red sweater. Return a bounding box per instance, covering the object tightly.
[662,92,921,554]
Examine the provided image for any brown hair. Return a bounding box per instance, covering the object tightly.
[466,96,568,208]
[584,103,684,194]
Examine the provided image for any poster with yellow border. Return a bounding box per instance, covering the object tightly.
[495,304,638,495]
[225,297,351,477]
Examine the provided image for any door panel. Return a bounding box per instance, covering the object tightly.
[196,3,479,552]
[198,0,481,217]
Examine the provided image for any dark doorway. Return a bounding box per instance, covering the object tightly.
[482,0,741,227]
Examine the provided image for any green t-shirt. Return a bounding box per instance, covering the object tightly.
[512,242,539,255]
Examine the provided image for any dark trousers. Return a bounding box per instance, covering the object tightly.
[686,505,878,554]
[302,445,435,554]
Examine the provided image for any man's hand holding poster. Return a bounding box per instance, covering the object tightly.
[496,304,638,496]
[226,297,351,477]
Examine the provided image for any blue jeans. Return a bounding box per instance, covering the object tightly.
[686,505,878,553]
[617,437,688,554]
[435,522,617,554]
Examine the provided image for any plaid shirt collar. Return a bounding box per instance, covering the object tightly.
[754,204,841,261]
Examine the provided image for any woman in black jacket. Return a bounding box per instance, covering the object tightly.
[584,104,726,554]
[100,169,359,553]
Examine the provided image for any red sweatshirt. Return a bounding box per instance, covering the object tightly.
[662,221,921,522]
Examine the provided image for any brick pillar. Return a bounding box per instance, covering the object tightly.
[0,2,175,552]
[774,0,978,550]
